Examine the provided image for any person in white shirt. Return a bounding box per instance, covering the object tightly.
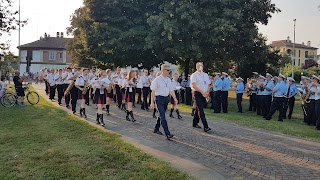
[62,67,71,107]
[140,69,151,111]
[89,67,97,104]
[148,70,155,105]
[103,69,114,115]
[75,68,89,118]
[54,69,64,105]
[93,70,108,126]
[150,64,176,140]
[136,71,143,104]
[122,70,137,122]
[112,67,122,108]
[119,72,127,111]
[190,62,211,132]
[47,69,56,102]
[169,73,182,119]
[0,77,6,98]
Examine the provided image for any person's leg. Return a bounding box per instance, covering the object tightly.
[288,97,295,119]
[57,84,63,105]
[155,97,171,135]
[252,93,256,111]
[194,92,209,129]
[278,98,285,121]
[265,98,280,120]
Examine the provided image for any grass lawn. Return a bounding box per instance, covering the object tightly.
[178,91,320,142]
[0,87,191,179]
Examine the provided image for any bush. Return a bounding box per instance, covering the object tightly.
[280,63,319,82]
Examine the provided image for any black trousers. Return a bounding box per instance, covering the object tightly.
[210,91,214,109]
[193,91,209,129]
[221,91,228,113]
[185,87,192,105]
[266,97,285,120]
[90,88,94,103]
[256,95,263,115]
[49,86,55,100]
[64,84,71,106]
[261,95,272,117]
[315,100,320,129]
[307,99,316,126]
[136,88,142,104]
[44,80,49,94]
[85,88,90,105]
[115,85,122,107]
[180,89,185,103]
[284,97,295,118]
[236,93,243,112]
[142,87,150,110]
[70,86,78,112]
[249,93,257,111]
[56,84,63,104]
[213,90,221,113]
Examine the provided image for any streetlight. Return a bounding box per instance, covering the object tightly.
[292,19,296,78]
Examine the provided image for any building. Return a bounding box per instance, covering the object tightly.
[270,37,318,67]
[18,32,72,73]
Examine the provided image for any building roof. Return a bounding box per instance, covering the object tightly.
[18,37,71,50]
[270,40,318,50]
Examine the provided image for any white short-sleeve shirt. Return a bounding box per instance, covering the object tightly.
[47,73,56,86]
[190,72,210,92]
[151,75,174,96]
[75,75,87,86]
[62,72,69,84]
[54,73,64,85]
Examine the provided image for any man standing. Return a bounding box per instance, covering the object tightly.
[13,70,27,106]
[221,72,230,113]
[150,64,176,140]
[190,62,211,132]
[284,77,298,119]
[54,69,64,105]
[63,67,71,108]
[213,72,222,113]
[261,73,274,118]
[140,69,151,111]
[47,69,56,102]
[235,77,245,113]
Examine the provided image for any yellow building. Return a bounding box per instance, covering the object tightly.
[270,37,318,67]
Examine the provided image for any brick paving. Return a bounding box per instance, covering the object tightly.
[33,84,320,180]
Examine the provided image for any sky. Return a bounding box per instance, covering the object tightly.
[2,0,320,55]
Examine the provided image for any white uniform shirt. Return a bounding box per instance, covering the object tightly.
[47,73,56,86]
[75,75,88,86]
[171,80,180,90]
[0,81,6,97]
[112,73,121,85]
[118,77,124,86]
[151,75,174,96]
[62,72,69,84]
[190,72,210,92]
[136,76,142,88]
[54,73,64,85]
[139,75,151,87]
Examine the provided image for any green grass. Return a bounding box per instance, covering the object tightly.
[0,87,192,179]
[178,91,320,142]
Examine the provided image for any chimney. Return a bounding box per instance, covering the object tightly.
[44,33,47,38]
[287,36,290,42]
[302,42,305,45]
[56,32,60,37]
[60,32,64,38]
[307,41,311,47]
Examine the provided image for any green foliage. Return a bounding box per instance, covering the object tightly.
[280,63,319,82]
[0,52,18,75]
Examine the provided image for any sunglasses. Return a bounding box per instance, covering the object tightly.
[164,69,170,72]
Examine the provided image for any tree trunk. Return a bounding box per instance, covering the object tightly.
[184,58,190,77]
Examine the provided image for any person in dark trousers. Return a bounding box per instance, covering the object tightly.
[68,65,80,114]
[13,70,27,106]
[47,69,56,102]
[185,75,192,105]
[265,74,287,121]
[235,77,245,113]
[180,75,187,103]
[140,69,151,111]
[261,73,274,118]
[209,75,214,109]
[284,77,298,119]
[213,72,222,113]
[150,64,176,140]
[247,79,257,111]
[221,72,230,113]
[256,75,265,115]
[63,67,72,108]
[307,75,320,126]
[148,70,155,106]
[190,62,212,132]
[54,69,64,105]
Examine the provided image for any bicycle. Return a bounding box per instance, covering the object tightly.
[0,83,40,107]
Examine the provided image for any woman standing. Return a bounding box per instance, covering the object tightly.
[122,71,136,122]
[92,71,107,126]
[104,69,113,115]
[75,68,90,118]
[169,73,182,119]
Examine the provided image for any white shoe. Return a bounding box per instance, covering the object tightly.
[51,99,56,102]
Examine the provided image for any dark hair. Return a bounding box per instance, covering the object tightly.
[1,77,5,81]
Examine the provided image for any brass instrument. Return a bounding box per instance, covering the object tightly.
[303,85,311,104]
[106,78,113,94]
[64,72,79,96]
[82,78,90,95]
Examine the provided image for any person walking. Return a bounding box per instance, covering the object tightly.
[235,77,245,113]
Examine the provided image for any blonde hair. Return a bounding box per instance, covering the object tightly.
[127,70,134,80]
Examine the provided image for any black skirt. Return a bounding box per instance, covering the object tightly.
[78,86,86,99]
[125,87,134,103]
[94,89,106,104]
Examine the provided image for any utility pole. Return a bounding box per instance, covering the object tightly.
[292,19,296,78]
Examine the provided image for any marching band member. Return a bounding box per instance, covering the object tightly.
[88,67,97,105]
[265,74,287,121]
[75,68,90,118]
[62,67,70,107]
[112,67,122,108]
[122,70,137,122]
[132,71,138,108]
[150,64,175,140]
[185,75,192,106]
[140,69,151,111]
[43,68,49,95]
[213,72,222,113]
[261,73,274,118]
[247,79,257,111]
[190,62,211,132]
[180,75,187,103]
[314,76,320,130]
[136,71,143,105]
[221,72,231,113]
[169,73,182,119]
[256,75,266,116]
[148,70,155,106]
[93,70,107,126]
[284,77,298,119]
[235,77,245,113]
[104,69,114,115]
[151,71,162,118]
[119,72,127,111]
[301,76,311,124]
[54,69,64,105]
[307,75,319,126]
[47,69,56,102]
[209,75,215,109]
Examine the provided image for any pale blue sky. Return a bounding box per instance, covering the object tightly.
[2,0,320,55]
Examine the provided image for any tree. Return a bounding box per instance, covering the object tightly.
[0,52,18,76]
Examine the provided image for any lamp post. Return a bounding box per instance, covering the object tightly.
[18,0,21,73]
[292,19,296,78]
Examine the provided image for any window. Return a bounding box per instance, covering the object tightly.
[305,51,309,58]
[298,50,300,57]
[298,59,300,66]
[59,52,63,59]
[49,51,55,60]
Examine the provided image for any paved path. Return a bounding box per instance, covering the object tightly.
[33,84,320,180]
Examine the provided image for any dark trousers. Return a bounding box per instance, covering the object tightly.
[221,91,228,113]
[180,89,185,103]
[136,88,142,104]
[256,95,262,115]
[185,87,192,105]
[262,95,272,117]
[154,96,171,135]
[56,84,63,104]
[284,97,295,118]
[90,88,94,103]
[213,90,221,113]
[210,91,214,109]
[193,91,209,129]
[236,93,243,112]
[70,86,78,112]
[44,80,49,94]
[315,100,320,129]
[85,88,90,105]
[64,84,71,106]
[142,87,150,110]
[303,104,308,123]
[249,93,257,111]
[49,86,55,100]
[115,85,122,107]
[266,97,285,120]
[307,99,316,126]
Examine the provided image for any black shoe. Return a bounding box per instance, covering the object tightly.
[96,113,100,124]
[166,134,174,140]
[193,124,201,129]
[83,108,87,118]
[204,127,211,132]
[146,108,149,112]
[130,111,136,122]
[265,117,271,120]
[80,109,83,117]
[100,114,105,126]
[176,110,182,119]
[288,115,292,119]
[154,129,163,135]
[278,119,283,122]
[73,111,76,114]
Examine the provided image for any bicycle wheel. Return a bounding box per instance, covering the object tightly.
[26,91,40,105]
[1,93,17,107]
